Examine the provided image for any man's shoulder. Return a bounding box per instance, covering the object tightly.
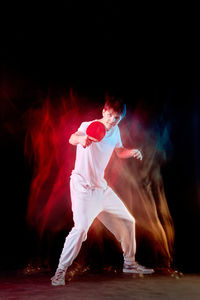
[78,120,95,131]
[113,124,120,134]
[106,125,120,138]
[80,119,96,126]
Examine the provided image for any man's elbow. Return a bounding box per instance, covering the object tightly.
[69,131,83,146]
[115,148,123,158]
[69,134,74,145]
[116,152,123,158]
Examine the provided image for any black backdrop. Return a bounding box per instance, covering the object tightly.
[0,2,200,273]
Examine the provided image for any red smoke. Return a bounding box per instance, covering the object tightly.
[24,91,96,235]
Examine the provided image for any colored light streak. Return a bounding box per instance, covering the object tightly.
[24,93,174,268]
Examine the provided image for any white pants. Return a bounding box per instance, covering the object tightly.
[58,174,136,271]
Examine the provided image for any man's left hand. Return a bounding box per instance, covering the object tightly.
[132,149,143,161]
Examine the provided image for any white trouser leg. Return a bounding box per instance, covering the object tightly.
[58,176,103,271]
[98,187,136,265]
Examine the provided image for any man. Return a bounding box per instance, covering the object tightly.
[51,96,154,286]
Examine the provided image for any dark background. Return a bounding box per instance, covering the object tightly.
[0,2,200,273]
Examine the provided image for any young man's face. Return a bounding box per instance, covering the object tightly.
[102,107,122,130]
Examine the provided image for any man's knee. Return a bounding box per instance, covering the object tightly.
[70,226,88,241]
[131,216,135,225]
[77,227,88,241]
[127,215,135,229]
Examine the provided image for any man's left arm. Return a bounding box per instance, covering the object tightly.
[115,147,143,161]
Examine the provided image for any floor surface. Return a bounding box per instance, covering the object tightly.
[0,269,200,300]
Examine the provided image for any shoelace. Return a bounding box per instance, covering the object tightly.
[124,262,144,269]
[135,264,144,270]
[52,269,65,281]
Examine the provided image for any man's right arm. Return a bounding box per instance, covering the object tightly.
[69,131,92,148]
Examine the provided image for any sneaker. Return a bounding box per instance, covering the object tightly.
[51,268,66,286]
[123,262,154,274]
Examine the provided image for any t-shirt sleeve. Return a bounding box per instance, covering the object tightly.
[77,122,88,135]
[115,127,123,148]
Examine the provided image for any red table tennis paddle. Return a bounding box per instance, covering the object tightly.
[86,121,106,142]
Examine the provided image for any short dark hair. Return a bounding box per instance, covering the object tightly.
[104,94,126,118]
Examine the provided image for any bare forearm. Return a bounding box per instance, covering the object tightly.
[116,148,143,160]
[116,148,134,158]
[69,133,82,145]
[69,132,92,148]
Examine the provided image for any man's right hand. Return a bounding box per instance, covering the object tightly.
[69,132,92,147]
[79,135,92,148]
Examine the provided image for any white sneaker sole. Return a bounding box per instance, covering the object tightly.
[123,268,154,274]
[51,280,65,286]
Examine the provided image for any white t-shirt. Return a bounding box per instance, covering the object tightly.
[71,120,123,188]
